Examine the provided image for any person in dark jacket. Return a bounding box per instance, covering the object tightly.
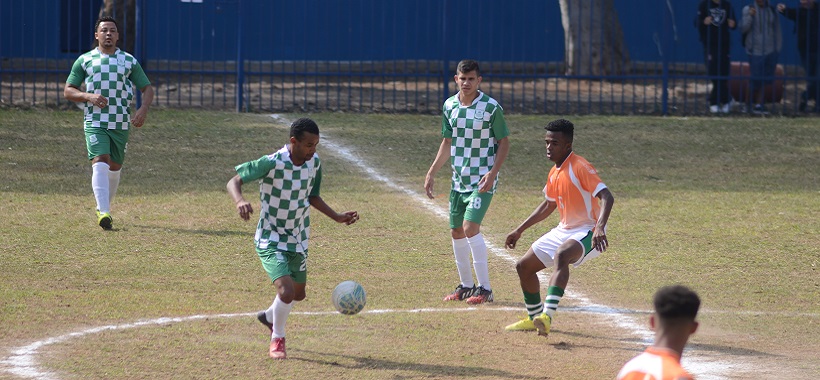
[697,0,738,113]
[777,0,820,111]
[741,0,782,115]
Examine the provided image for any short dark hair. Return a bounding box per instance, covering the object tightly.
[545,119,574,141]
[95,16,119,33]
[654,285,700,321]
[457,59,481,76]
[290,118,320,140]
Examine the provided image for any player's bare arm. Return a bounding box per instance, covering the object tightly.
[478,136,510,193]
[226,175,253,221]
[505,199,557,249]
[425,138,452,198]
[592,188,615,252]
[309,196,359,225]
[64,83,108,107]
[132,85,154,128]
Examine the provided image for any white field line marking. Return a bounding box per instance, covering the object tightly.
[4,115,808,379]
[0,306,651,380]
[270,115,746,379]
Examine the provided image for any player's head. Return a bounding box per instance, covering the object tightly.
[290,118,320,140]
[545,118,574,142]
[456,60,481,77]
[454,60,482,98]
[544,119,574,164]
[94,16,119,49]
[288,118,320,164]
[652,285,700,334]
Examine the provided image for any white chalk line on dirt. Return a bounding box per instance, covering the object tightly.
[0,115,806,379]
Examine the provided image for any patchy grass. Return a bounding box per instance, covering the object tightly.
[0,109,817,379]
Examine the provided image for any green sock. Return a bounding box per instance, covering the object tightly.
[523,291,542,319]
[544,286,565,319]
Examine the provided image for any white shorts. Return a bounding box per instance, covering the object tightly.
[531,225,601,268]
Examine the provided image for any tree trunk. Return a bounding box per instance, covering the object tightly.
[97,0,136,53]
[559,0,631,76]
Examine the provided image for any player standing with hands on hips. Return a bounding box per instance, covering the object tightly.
[64,16,154,230]
[425,59,510,305]
[227,118,359,360]
[504,119,614,337]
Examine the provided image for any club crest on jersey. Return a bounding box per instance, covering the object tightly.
[474,110,485,119]
[117,55,126,66]
[710,9,726,25]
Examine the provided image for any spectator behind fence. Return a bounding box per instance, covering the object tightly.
[697,0,738,114]
[777,0,820,112]
[616,285,701,380]
[741,0,782,115]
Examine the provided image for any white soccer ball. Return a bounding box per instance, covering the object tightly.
[331,280,366,315]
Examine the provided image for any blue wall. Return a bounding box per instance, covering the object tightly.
[0,0,805,66]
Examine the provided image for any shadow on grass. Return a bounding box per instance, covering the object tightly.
[553,330,780,358]
[132,224,249,237]
[291,349,541,379]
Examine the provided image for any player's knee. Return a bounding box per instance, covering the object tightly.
[515,259,535,277]
[278,292,296,304]
[554,250,578,269]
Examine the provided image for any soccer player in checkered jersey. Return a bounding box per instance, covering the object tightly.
[64,16,154,230]
[504,119,614,336]
[424,59,510,305]
[617,285,700,380]
[227,118,359,360]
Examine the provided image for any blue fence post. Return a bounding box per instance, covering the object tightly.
[661,2,671,116]
[440,0,449,106]
[135,0,143,109]
[236,0,245,112]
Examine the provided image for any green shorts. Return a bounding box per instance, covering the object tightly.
[85,128,129,164]
[449,190,494,229]
[256,247,307,283]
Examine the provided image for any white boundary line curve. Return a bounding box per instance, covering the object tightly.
[4,114,796,379]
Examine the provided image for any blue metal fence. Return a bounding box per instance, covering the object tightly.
[0,0,815,115]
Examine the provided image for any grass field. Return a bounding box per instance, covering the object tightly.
[0,109,818,379]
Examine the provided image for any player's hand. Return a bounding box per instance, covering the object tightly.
[776,3,786,12]
[337,211,359,225]
[728,19,736,28]
[424,174,435,199]
[505,230,521,249]
[132,107,149,128]
[477,172,496,193]
[89,94,107,108]
[749,7,756,16]
[703,16,713,25]
[592,229,609,252]
[236,200,253,221]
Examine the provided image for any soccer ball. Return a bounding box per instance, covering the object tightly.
[331,280,366,315]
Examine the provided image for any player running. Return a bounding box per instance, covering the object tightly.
[227,118,359,359]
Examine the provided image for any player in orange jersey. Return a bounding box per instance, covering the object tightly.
[504,118,614,336]
[616,285,701,380]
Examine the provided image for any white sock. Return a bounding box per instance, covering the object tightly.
[270,295,294,339]
[108,169,121,204]
[452,238,474,288]
[467,233,491,290]
[92,162,110,214]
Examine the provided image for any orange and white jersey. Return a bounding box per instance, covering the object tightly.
[616,347,694,380]
[544,152,607,230]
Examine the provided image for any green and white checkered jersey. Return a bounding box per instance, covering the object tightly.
[66,48,151,130]
[441,91,510,193]
[235,145,323,253]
